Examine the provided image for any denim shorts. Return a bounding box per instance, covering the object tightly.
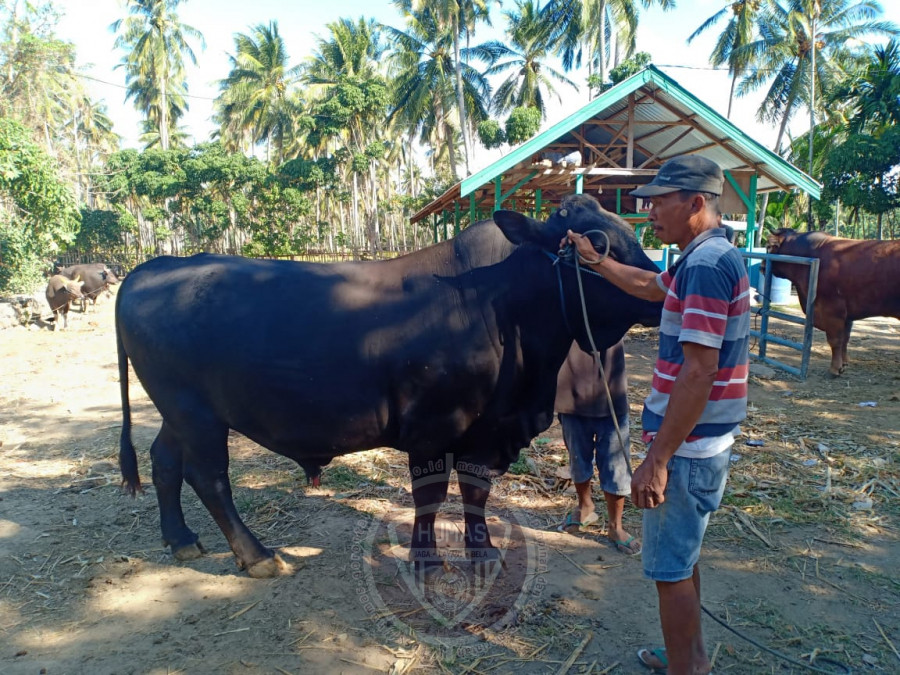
[558,412,631,496]
[642,447,732,582]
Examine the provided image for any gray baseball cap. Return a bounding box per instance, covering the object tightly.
[631,155,724,197]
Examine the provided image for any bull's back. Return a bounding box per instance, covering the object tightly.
[774,238,900,318]
[809,240,900,319]
[115,253,507,455]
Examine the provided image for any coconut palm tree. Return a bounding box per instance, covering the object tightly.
[688,0,767,119]
[540,0,673,93]
[837,38,900,134]
[112,0,204,151]
[735,0,898,153]
[483,0,579,117]
[396,0,492,175]
[215,21,303,164]
[382,7,491,180]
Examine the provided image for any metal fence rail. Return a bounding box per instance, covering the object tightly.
[740,251,820,380]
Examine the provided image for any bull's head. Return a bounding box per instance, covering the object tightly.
[765,227,797,255]
[66,279,85,297]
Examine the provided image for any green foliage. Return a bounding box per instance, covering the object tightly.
[0,118,79,294]
[821,128,900,219]
[504,106,542,145]
[608,52,651,86]
[74,209,127,259]
[477,119,506,149]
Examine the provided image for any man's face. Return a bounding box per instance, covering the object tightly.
[647,191,693,246]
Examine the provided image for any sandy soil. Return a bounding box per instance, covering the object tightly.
[0,289,898,675]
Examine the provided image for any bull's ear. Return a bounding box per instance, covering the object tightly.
[493,210,543,245]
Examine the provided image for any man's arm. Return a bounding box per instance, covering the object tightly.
[631,342,719,509]
[565,230,666,302]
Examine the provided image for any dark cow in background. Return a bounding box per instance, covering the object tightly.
[116,194,663,577]
[767,228,900,376]
[45,274,84,330]
[57,263,121,311]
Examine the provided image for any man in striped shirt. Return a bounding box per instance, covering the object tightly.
[565,154,750,675]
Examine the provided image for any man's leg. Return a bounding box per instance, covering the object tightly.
[603,491,638,552]
[560,414,598,527]
[596,413,638,552]
[572,479,596,524]
[656,565,710,675]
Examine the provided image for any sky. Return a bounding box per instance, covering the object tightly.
[52,0,900,172]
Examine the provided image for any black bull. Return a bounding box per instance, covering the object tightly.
[116,199,663,577]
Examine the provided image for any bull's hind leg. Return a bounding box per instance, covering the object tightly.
[180,427,289,578]
[456,463,501,572]
[150,422,205,560]
[841,319,853,370]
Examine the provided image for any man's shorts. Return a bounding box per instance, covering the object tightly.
[558,412,631,495]
[642,447,732,582]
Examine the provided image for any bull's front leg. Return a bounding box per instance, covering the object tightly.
[409,456,450,574]
[456,462,502,573]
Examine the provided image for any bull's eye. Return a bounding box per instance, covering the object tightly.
[559,208,568,217]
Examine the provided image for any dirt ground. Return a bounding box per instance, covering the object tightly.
[1,289,898,675]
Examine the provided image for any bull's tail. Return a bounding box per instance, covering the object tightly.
[116,296,143,496]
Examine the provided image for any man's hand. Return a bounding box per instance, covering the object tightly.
[561,230,604,264]
[631,455,669,509]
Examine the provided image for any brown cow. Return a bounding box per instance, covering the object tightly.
[766,228,900,376]
[45,275,85,330]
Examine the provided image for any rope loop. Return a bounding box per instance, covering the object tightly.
[557,229,611,267]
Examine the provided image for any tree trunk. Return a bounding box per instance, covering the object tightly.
[160,66,169,151]
[726,73,738,119]
[452,14,471,176]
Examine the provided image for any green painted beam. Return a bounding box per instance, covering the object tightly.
[500,170,538,204]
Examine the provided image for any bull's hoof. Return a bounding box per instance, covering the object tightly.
[246,553,293,578]
[172,540,205,561]
[469,547,504,579]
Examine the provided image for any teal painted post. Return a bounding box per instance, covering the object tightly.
[454,202,461,236]
[616,189,622,214]
[746,174,758,251]
[432,214,438,243]
[535,189,542,218]
[494,176,502,212]
[469,195,476,224]
[575,174,584,194]
[443,210,449,240]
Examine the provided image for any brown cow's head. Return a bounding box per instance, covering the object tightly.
[765,227,798,254]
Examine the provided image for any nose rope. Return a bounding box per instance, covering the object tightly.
[547,230,627,453]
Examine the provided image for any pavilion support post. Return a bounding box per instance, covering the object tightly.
[534,189,542,218]
[443,209,449,240]
[627,94,635,168]
[494,176,502,212]
[575,174,584,195]
[454,201,461,236]
[469,195,476,225]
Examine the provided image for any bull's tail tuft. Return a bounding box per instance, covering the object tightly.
[116,294,143,496]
